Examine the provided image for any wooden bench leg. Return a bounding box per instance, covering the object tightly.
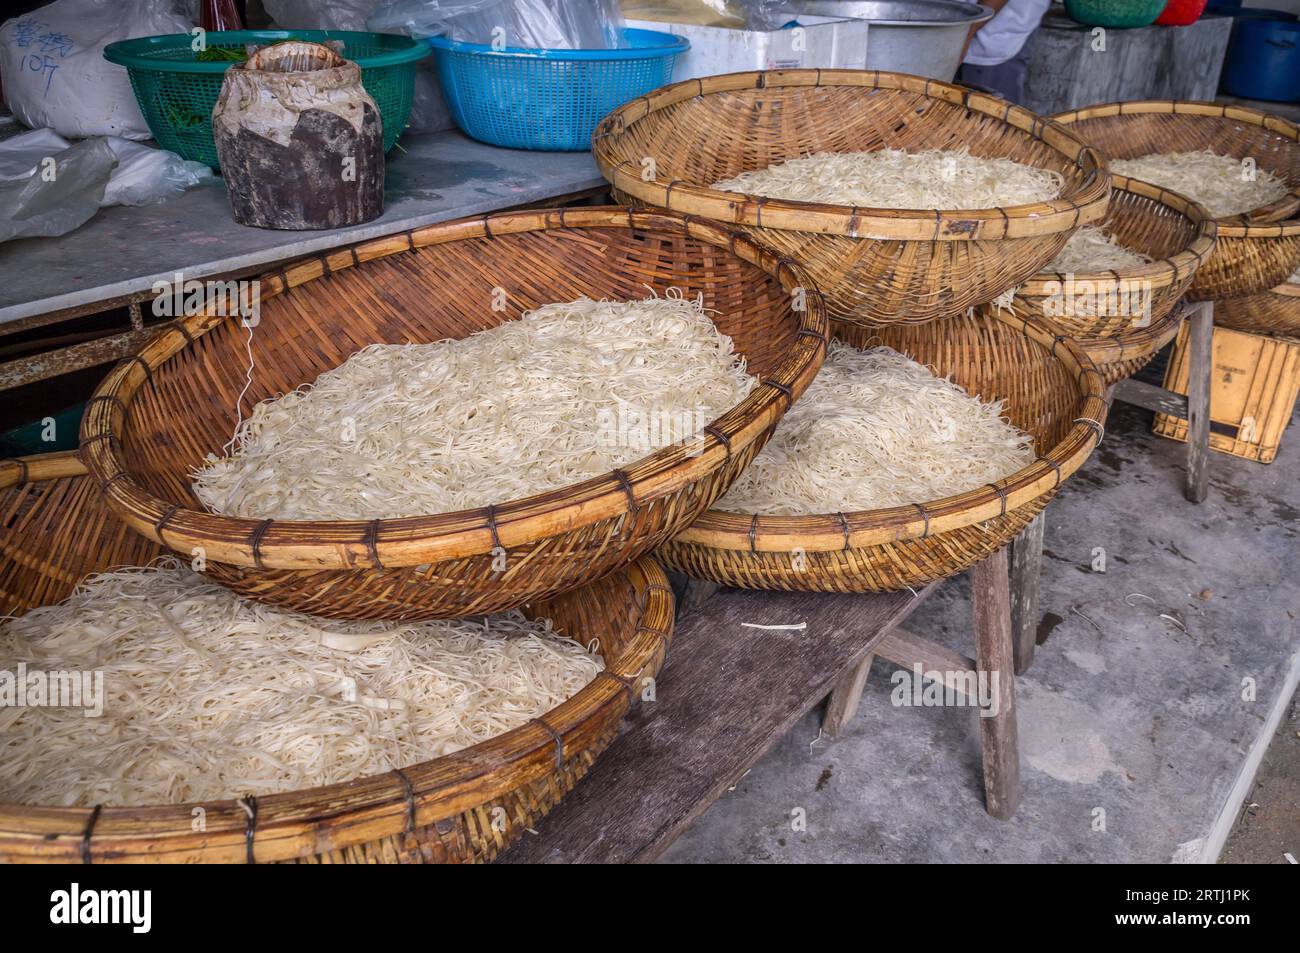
[1185,301,1213,504]
[667,572,719,619]
[971,548,1022,820]
[1009,510,1045,676]
[821,653,875,738]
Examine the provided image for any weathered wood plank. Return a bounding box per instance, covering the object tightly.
[0,323,172,391]
[1185,302,1214,504]
[971,549,1021,821]
[875,627,976,698]
[1009,511,1046,676]
[500,585,933,864]
[1113,377,1190,416]
[821,653,875,738]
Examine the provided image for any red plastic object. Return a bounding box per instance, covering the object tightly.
[1157,0,1208,24]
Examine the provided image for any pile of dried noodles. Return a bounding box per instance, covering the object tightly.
[711,148,1063,209]
[1111,151,1289,218]
[717,343,1035,516]
[0,563,602,807]
[1044,224,1151,273]
[193,293,755,520]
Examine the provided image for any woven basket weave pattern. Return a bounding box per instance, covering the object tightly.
[658,310,1107,592]
[0,452,673,864]
[1011,176,1215,337]
[80,209,826,621]
[1214,283,1300,337]
[595,71,1111,327]
[1080,300,1187,387]
[1051,101,1300,300]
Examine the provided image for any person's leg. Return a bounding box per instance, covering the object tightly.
[956,41,1031,104]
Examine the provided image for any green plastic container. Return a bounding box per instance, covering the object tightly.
[103,30,430,171]
[1064,0,1168,27]
[0,403,83,457]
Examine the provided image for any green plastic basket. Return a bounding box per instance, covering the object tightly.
[1063,0,1167,27]
[103,30,430,171]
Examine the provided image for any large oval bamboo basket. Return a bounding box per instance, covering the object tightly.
[1081,299,1186,387]
[657,309,1107,592]
[80,208,826,621]
[593,70,1112,328]
[1214,276,1300,337]
[0,451,673,863]
[1007,175,1216,337]
[1050,101,1300,299]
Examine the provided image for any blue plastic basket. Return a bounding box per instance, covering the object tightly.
[428,28,687,151]
[1222,18,1300,102]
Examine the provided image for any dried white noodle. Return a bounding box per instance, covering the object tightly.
[0,563,603,807]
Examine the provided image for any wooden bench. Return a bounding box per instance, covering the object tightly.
[502,545,1031,863]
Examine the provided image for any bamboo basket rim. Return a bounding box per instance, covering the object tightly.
[593,69,1113,241]
[79,207,828,572]
[1049,100,1300,230]
[1014,175,1217,296]
[672,309,1107,554]
[1078,298,1186,364]
[0,452,675,864]
[1273,280,1300,298]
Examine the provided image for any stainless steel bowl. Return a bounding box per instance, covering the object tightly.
[798,0,995,81]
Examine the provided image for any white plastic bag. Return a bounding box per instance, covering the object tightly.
[264,0,455,134]
[263,0,376,30]
[0,137,116,243]
[620,1,790,30]
[0,0,194,140]
[101,137,214,206]
[0,128,213,217]
[368,0,625,48]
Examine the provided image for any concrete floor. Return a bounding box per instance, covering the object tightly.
[659,397,1299,864]
[1220,687,1299,864]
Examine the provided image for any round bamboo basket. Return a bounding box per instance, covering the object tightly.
[1050,101,1300,299]
[593,70,1112,328]
[80,207,826,621]
[1080,299,1186,387]
[1008,175,1215,337]
[0,451,673,864]
[1214,276,1300,337]
[657,309,1107,592]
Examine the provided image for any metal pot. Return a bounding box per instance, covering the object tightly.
[797,0,994,81]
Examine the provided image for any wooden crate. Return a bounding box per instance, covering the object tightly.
[1153,325,1300,463]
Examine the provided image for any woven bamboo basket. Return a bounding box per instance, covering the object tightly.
[80,208,826,621]
[593,70,1112,328]
[0,451,673,863]
[1214,276,1300,337]
[657,309,1107,592]
[1081,299,1186,387]
[1051,101,1300,299]
[1007,175,1215,337]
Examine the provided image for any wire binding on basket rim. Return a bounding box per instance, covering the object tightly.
[77,207,828,573]
[594,69,1113,242]
[669,310,1107,555]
